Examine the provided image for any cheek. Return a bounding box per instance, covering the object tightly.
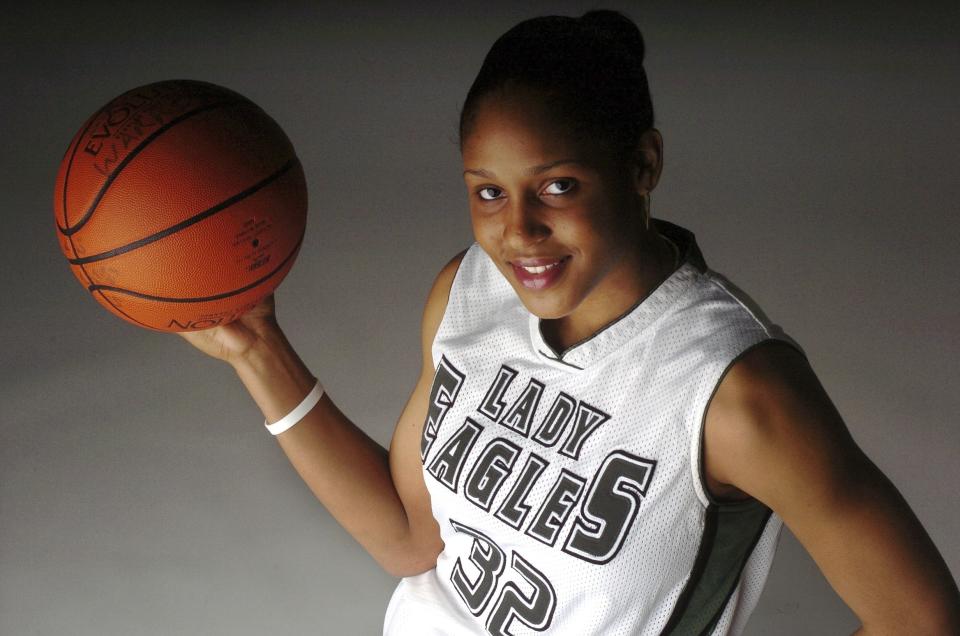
[470,211,501,246]
[552,211,610,250]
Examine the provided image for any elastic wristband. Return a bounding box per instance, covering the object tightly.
[264,380,324,436]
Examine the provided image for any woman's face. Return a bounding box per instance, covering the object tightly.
[461,87,662,341]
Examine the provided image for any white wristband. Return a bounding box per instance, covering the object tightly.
[264,380,324,436]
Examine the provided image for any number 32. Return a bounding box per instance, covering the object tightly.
[449,519,557,635]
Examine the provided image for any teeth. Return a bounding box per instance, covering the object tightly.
[522,261,561,274]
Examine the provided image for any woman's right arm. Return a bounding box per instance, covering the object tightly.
[178,249,466,577]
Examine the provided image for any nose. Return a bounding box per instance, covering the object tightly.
[503,193,550,248]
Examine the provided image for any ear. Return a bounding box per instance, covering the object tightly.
[632,128,663,195]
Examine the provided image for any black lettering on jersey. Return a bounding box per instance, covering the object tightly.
[499,377,545,437]
[495,453,549,530]
[478,365,518,422]
[562,450,657,564]
[449,518,506,616]
[558,401,610,460]
[525,469,587,547]
[486,552,557,635]
[464,438,523,512]
[531,392,576,447]
[420,356,466,463]
[427,418,483,493]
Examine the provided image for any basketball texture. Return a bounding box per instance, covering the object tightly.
[53,79,308,332]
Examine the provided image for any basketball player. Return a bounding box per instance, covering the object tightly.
[179,10,960,634]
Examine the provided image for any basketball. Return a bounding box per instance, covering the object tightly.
[53,79,308,332]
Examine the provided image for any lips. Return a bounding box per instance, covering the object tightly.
[509,256,570,290]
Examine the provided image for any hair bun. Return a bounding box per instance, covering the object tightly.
[459,10,655,157]
[579,9,645,62]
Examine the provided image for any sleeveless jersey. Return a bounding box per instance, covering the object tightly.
[384,219,805,636]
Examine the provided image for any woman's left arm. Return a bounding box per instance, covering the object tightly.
[704,340,960,635]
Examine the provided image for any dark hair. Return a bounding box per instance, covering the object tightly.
[458,9,654,163]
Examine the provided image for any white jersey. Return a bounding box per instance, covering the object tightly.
[384,219,804,636]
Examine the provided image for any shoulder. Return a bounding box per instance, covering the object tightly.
[420,248,468,347]
[703,339,860,506]
[709,340,815,424]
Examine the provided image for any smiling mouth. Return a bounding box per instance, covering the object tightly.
[509,256,570,290]
[520,261,562,274]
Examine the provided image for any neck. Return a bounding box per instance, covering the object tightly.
[540,226,678,354]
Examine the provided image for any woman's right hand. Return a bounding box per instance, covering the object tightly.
[176,293,280,365]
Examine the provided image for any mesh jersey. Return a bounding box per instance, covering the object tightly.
[384,219,805,636]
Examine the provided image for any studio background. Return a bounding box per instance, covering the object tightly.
[2,2,957,634]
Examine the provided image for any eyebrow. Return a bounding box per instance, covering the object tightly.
[463,159,586,179]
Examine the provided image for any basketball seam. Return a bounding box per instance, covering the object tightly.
[57,98,246,236]
[60,107,109,233]
[90,288,156,329]
[67,159,296,265]
[87,227,305,303]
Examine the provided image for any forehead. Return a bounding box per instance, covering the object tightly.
[461,88,610,170]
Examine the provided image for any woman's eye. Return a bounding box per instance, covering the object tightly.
[477,186,503,201]
[543,179,575,196]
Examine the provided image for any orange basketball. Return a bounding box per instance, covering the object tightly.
[53,79,308,332]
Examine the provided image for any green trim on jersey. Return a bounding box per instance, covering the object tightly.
[662,500,774,635]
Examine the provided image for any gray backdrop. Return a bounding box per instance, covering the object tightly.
[2,2,957,634]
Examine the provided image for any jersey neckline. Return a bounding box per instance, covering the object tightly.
[528,218,707,372]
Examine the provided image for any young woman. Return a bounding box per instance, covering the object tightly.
[179,10,959,635]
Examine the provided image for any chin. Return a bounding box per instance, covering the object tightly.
[515,292,573,321]
[496,262,579,320]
